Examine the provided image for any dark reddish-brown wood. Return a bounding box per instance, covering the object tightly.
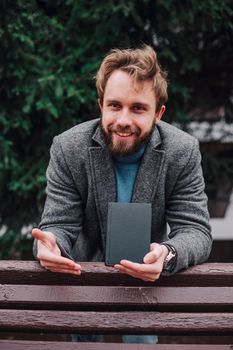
[0,341,233,350]
[0,341,232,350]
[0,309,233,335]
[1,261,233,348]
[0,261,233,286]
[0,285,233,312]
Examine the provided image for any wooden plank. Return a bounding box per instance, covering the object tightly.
[0,261,233,286]
[0,310,233,335]
[0,285,233,311]
[1,340,233,350]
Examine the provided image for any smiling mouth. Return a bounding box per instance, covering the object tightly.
[115,131,134,137]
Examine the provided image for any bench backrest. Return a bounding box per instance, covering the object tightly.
[0,261,233,346]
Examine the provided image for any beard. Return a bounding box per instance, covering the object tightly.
[101,120,155,157]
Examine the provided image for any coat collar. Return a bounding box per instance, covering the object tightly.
[89,121,165,248]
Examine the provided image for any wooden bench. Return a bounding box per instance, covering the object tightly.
[0,261,233,349]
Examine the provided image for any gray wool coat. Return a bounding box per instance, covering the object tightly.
[35,118,212,274]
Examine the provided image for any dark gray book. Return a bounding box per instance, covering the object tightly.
[105,202,151,266]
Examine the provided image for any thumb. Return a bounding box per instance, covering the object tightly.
[143,243,159,264]
[32,228,56,247]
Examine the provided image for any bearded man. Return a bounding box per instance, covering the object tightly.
[32,45,212,283]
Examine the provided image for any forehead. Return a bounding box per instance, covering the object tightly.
[104,70,155,103]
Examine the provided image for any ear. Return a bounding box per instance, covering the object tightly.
[154,105,166,124]
[98,98,103,113]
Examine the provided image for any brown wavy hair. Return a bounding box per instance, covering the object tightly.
[95,45,168,112]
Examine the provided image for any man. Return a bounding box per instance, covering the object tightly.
[32,45,212,283]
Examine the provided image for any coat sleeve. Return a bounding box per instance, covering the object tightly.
[33,136,83,260]
[162,138,212,275]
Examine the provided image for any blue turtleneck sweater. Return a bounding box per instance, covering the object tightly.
[113,147,145,203]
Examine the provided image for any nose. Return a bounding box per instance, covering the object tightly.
[116,107,133,127]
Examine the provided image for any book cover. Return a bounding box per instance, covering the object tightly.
[105,202,151,266]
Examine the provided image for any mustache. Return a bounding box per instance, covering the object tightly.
[108,125,140,136]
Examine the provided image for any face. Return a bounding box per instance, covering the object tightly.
[99,70,165,156]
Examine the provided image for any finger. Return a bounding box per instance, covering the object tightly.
[118,259,149,272]
[115,263,145,277]
[115,265,157,282]
[47,267,81,275]
[38,250,81,269]
[118,260,143,272]
[144,243,166,264]
[40,260,80,270]
[117,265,160,282]
[40,259,81,271]
[143,250,160,264]
[119,260,162,274]
[115,264,143,278]
[150,242,157,251]
[32,228,55,246]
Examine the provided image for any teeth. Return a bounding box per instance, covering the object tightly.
[116,132,132,137]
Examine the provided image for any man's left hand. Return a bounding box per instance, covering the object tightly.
[114,243,168,282]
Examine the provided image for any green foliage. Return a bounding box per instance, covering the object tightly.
[0,227,33,259]
[0,0,232,258]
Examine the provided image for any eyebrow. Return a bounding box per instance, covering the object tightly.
[106,99,150,108]
[132,102,150,108]
[106,99,120,104]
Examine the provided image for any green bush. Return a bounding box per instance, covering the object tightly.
[0,0,232,258]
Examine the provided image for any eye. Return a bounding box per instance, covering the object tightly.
[132,104,146,113]
[108,102,121,110]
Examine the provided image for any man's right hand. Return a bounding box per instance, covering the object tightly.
[32,228,81,275]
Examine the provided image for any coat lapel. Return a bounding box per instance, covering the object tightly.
[88,125,116,249]
[132,125,165,203]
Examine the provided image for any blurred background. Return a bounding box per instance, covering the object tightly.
[0,0,233,260]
